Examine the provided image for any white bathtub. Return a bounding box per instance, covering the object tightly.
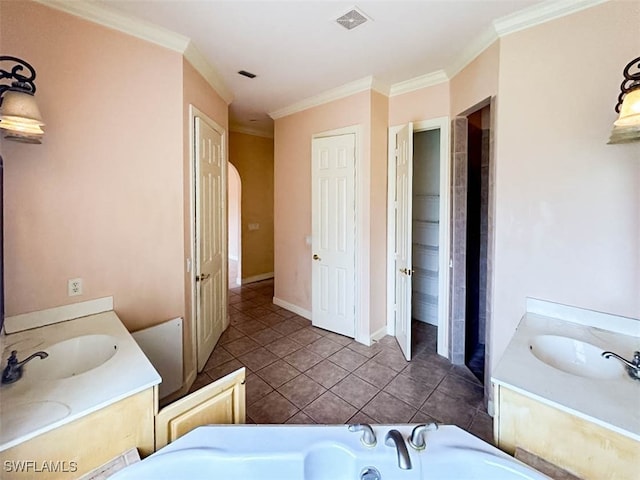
[111,424,549,480]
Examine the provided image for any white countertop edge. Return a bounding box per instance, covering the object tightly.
[526,298,640,336]
[0,377,160,452]
[4,297,114,334]
[492,377,640,443]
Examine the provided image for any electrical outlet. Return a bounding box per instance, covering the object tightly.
[248,223,260,231]
[68,278,83,296]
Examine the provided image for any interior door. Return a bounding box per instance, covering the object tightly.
[195,116,226,371]
[155,367,245,451]
[395,123,413,360]
[311,133,356,338]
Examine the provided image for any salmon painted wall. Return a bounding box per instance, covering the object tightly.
[229,132,274,281]
[369,91,389,335]
[450,41,500,116]
[182,58,229,379]
[492,0,640,369]
[274,92,371,314]
[388,82,450,126]
[1,1,184,332]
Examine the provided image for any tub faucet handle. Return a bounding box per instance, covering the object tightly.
[385,429,412,470]
[409,422,438,450]
[348,423,376,447]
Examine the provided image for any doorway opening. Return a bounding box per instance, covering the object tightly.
[464,106,490,383]
[387,117,451,362]
[411,129,442,353]
[228,163,241,288]
[450,99,494,390]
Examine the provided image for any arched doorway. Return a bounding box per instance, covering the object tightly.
[228,162,241,287]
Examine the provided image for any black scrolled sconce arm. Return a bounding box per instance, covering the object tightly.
[0,56,37,97]
[615,56,640,113]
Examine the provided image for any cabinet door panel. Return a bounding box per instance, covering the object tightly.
[155,368,245,450]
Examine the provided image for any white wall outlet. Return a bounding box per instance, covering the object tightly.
[68,278,83,296]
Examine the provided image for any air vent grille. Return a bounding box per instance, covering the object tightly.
[336,9,368,30]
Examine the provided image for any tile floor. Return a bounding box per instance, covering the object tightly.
[190,279,494,445]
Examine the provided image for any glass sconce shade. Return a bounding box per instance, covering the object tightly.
[0,89,45,135]
[614,88,640,127]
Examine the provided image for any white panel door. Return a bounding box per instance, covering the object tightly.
[395,123,413,360]
[311,134,356,338]
[195,117,226,371]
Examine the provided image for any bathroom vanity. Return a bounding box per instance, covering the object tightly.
[0,298,246,479]
[492,299,639,480]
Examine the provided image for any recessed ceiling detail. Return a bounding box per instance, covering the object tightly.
[238,70,256,79]
[336,8,369,30]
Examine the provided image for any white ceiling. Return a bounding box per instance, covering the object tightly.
[94,0,547,136]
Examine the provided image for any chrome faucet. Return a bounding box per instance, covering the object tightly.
[1,350,49,384]
[384,429,412,470]
[601,350,640,381]
[409,422,438,450]
[348,423,377,447]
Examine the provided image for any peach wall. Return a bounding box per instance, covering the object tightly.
[229,132,274,280]
[492,0,640,370]
[450,41,500,116]
[274,92,371,312]
[388,82,450,126]
[182,58,229,378]
[1,2,184,332]
[369,91,389,334]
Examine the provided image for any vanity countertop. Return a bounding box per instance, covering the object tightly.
[492,309,640,442]
[0,310,161,451]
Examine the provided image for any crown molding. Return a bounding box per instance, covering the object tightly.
[230,125,274,139]
[445,26,499,79]
[493,0,609,37]
[184,42,233,105]
[36,0,190,52]
[269,76,379,119]
[389,70,449,97]
[36,0,233,105]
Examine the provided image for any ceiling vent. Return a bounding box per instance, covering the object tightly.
[336,8,369,30]
[238,70,256,79]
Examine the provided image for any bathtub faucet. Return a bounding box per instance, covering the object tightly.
[409,422,439,450]
[385,429,412,470]
[601,350,640,381]
[348,423,376,447]
[1,350,49,384]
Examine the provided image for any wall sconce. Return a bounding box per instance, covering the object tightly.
[608,56,640,144]
[0,56,45,144]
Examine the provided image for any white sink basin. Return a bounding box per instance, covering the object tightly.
[529,335,624,379]
[24,334,118,381]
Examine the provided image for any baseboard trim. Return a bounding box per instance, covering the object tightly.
[272,297,312,320]
[241,272,274,284]
[370,326,388,344]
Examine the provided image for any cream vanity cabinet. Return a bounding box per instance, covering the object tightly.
[0,369,245,479]
[493,385,638,480]
[155,367,246,450]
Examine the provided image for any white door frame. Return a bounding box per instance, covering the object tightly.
[188,104,228,374]
[311,125,370,345]
[386,117,451,358]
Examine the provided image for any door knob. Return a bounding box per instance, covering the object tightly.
[313,254,321,261]
[196,273,211,281]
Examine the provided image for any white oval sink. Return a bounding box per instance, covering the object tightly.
[24,334,118,381]
[529,335,624,379]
